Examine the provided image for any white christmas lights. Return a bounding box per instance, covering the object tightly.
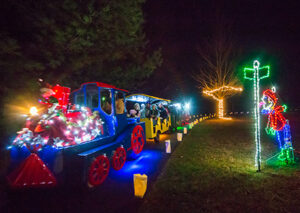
[243,60,270,171]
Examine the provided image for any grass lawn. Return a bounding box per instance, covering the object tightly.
[139,116,300,213]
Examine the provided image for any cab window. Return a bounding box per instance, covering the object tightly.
[75,91,85,106]
[86,84,99,109]
[100,89,112,114]
[115,91,125,114]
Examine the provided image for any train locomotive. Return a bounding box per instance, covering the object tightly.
[7,82,146,188]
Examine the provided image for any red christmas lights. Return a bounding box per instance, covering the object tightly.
[262,89,286,131]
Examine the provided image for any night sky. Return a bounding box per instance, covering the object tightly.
[143,0,300,114]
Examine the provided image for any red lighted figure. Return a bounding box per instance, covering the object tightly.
[262,89,286,131]
[261,88,294,164]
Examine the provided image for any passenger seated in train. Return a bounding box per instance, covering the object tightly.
[100,89,112,115]
[158,103,168,120]
[140,104,146,118]
[145,103,151,118]
[164,105,170,121]
[115,92,125,114]
[102,99,112,115]
[129,103,141,117]
[150,104,159,125]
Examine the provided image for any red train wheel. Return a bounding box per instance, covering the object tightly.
[112,147,126,170]
[88,154,110,187]
[131,125,145,155]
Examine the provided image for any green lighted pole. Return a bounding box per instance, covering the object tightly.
[244,60,270,172]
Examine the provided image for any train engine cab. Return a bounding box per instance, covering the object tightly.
[71,82,130,137]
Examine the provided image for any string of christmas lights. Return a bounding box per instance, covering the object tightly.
[243,60,270,171]
[13,106,103,149]
[203,86,242,118]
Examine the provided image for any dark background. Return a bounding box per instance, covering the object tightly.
[143,0,300,114]
[1,0,300,138]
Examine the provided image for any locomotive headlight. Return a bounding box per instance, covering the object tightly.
[184,102,190,111]
[30,106,38,116]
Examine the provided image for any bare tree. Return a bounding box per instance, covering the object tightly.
[193,12,242,118]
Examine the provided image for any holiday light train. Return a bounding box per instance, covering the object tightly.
[7,82,146,188]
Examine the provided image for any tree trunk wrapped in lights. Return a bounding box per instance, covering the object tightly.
[203,86,242,119]
[193,12,242,119]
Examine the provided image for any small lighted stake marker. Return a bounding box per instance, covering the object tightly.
[134,174,148,198]
[243,60,270,172]
[165,140,171,153]
[177,133,183,141]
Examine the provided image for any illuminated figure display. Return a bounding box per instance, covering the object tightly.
[261,88,294,164]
